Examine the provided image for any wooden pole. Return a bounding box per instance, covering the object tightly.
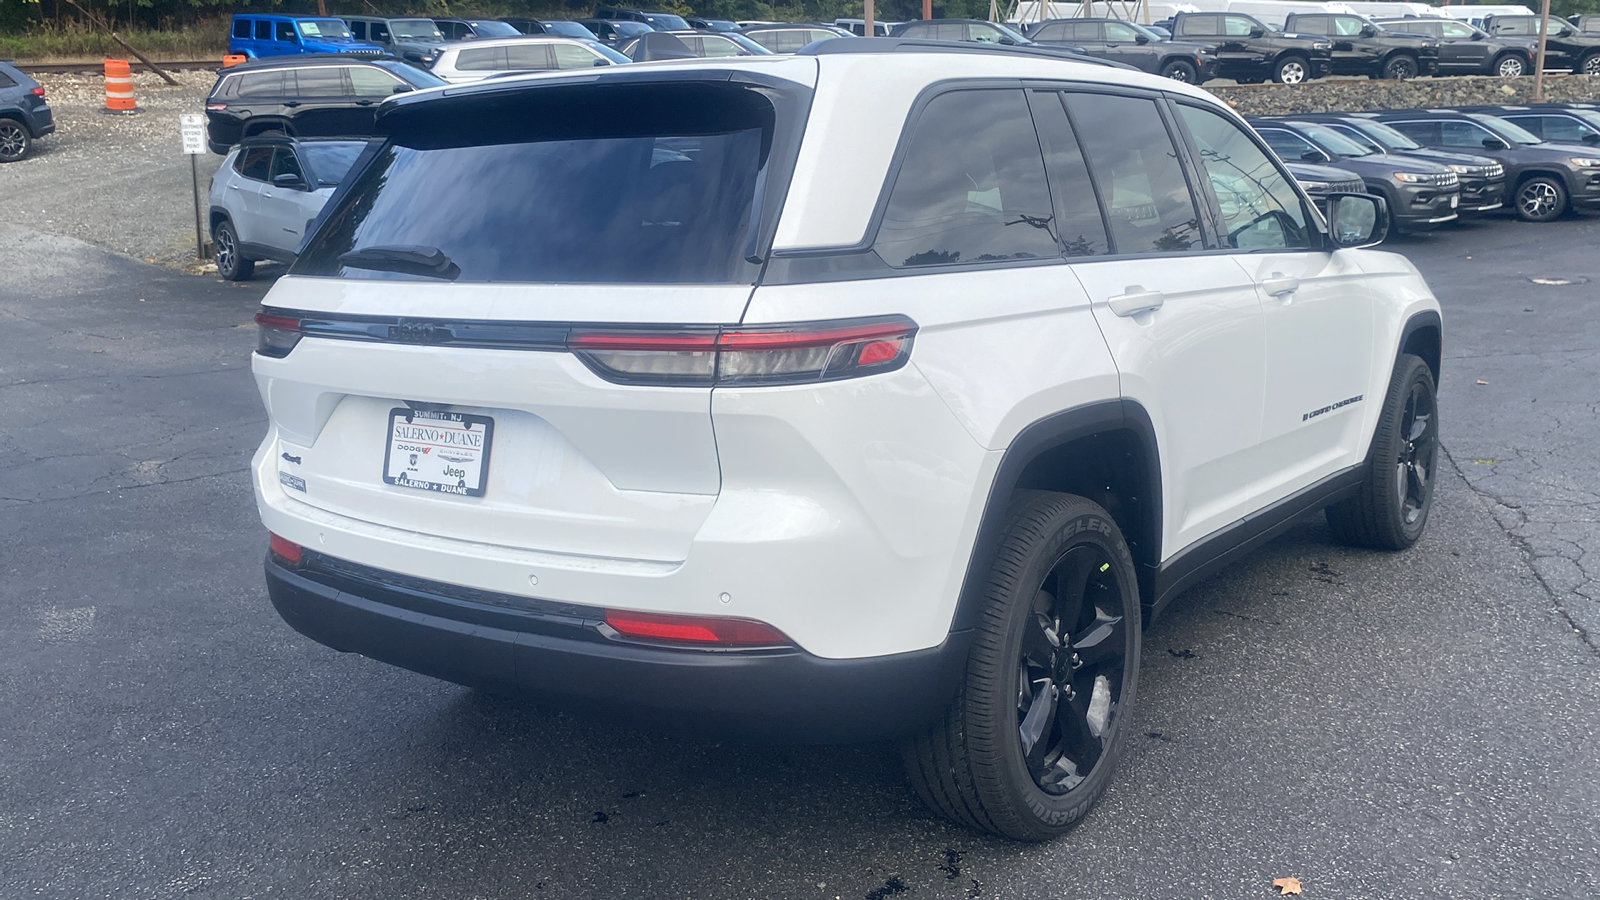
[923,0,932,21]
[59,0,178,85]
[864,0,875,36]
[1533,0,1552,102]
[317,0,329,16]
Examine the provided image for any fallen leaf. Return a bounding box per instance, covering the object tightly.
[1476,380,1488,385]
[1273,876,1303,895]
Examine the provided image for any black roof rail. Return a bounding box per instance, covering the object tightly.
[799,36,1132,69]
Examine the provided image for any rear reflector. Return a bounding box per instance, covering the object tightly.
[268,533,302,565]
[603,610,792,647]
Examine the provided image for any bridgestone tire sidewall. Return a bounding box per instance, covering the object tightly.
[978,495,1142,839]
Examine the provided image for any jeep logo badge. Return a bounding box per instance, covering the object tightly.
[388,320,449,344]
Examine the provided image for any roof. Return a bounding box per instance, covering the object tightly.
[218,53,407,72]
[438,35,600,49]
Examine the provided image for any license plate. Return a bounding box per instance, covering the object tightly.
[383,408,493,497]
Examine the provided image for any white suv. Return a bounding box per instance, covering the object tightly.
[251,43,1442,841]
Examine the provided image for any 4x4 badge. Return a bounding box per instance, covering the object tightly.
[388,320,450,344]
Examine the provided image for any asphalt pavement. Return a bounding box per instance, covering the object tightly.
[2,217,1597,899]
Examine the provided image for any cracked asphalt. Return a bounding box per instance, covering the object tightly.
[3,218,1597,899]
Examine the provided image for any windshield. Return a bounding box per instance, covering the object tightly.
[391,18,444,40]
[467,20,522,36]
[302,141,370,186]
[298,18,353,39]
[1354,120,1422,150]
[724,33,777,54]
[615,22,655,36]
[1325,124,1385,153]
[378,60,447,86]
[1298,123,1376,156]
[642,13,691,29]
[543,21,594,38]
[1469,113,1541,144]
[590,42,632,63]
[294,83,776,284]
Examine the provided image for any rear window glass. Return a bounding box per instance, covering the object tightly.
[294,83,776,284]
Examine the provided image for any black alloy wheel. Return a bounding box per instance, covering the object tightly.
[1160,58,1199,82]
[1515,175,1567,222]
[1326,353,1439,550]
[1382,53,1418,79]
[1394,375,1438,530]
[0,119,30,162]
[902,492,1141,841]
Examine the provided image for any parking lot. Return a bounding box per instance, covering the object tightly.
[4,180,1599,898]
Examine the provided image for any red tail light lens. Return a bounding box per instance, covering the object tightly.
[255,311,303,358]
[205,101,227,110]
[268,533,303,565]
[30,86,45,97]
[570,316,917,386]
[603,610,792,647]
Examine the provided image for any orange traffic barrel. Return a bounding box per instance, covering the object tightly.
[222,54,246,68]
[103,58,136,113]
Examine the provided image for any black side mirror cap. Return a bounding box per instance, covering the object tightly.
[1483,138,1509,150]
[272,172,306,189]
[1360,25,1377,36]
[1250,27,1265,37]
[1135,33,1151,43]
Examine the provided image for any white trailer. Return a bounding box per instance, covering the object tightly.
[1339,1,1439,19]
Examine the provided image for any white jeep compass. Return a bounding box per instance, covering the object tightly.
[251,41,1442,841]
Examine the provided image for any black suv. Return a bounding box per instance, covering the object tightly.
[1166,12,1333,83]
[1374,16,1533,77]
[1028,18,1218,82]
[593,7,691,30]
[431,18,523,40]
[1367,108,1600,221]
[1292,113,1507,214]
[203,55,444,155]
[1280,12,1438,78]
[1484,15,1600,74]
[500,18,597,39]
[1252,117,1461,231]
[890,19,1035,45]
[1460,103,1600,146]
[0,61,53,163]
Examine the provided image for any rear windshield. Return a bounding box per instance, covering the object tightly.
[293,83,778,284]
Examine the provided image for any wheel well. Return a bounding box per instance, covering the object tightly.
[1158,54,1195,69]
[209,208,230,230]
[0,112,29,135]
[1011,429,1160,579]
[1514,168,1566,190]
[1402,324,1441,383]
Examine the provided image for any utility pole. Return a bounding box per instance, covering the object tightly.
[923,0,932,21]
[865,0,875,36]
[1533,0,1552,101]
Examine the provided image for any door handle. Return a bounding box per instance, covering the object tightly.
[282,100,301,108]
[1260,274,1300,299]
[355,99,375,106]
[1108,286,1165,317]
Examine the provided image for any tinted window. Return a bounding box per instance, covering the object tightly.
[294,67,346,98]
[1069,22,1102,40]
[237,71,286,97]
[269,148,304,182]
[1386,120,1440,144]
[506,43,555,68]
[236,146,272,181]
[348,20,366,39]
[372,22,391,41]
[348,65,404,96]
[1065,92,1203,254]
[1257,127,1321,160]
[874,89,1060,268]
[1178,105,1310,251]
[456,47,505,70]
[255,20,273,40]
[545,21,595,38]
[1528,114,1596,142]
[1033,23,1069,40]
[1295,15,1329,33]
[1027,92,1111,257]
[234,19,252,39]
[1439,120,1499,148]
[756,29,802,51]
[1184,15,1220,35]
[0,69,15,88]
[295,83,772,284]
[275,21,297,42]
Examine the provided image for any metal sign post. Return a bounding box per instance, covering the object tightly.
[180,114,206,260]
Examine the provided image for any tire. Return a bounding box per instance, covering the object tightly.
[902,492,1141,841]
[1381,53,1418,80]
[1493,53,1528,77]
[1274,55,1310,84]
[1513,175,1567,222]
[1581,53,1600,75]
[1159,58,1199,83]
[0,118,31,163]
[213,219,254,281]
[1326,354,1438,551]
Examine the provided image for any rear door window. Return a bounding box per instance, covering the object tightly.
[293,67,347,98]
[505,42,555,69]
[255,20,273,40]
[1032,23,1069,40]
[456,47,506,70]
[1063,91,1204,254]
[1386,119,1440,144]
[1294,15,1330,33]
[294,82,780,284]
[873,89,1061,268]
[237,70,286,97]
[1183,15,1221,36]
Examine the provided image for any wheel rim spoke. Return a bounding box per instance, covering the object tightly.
[1071,607,1125,671]
[1018,678,1056,763]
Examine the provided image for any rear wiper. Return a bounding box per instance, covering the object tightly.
[337,245,460,280]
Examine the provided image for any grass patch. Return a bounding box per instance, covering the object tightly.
[0,21,228,62]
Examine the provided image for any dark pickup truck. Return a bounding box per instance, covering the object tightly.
[1027,17,1218,82]
[1484,15,1600,75]
[1373,17,1534,77]
[1165,12,1332,83]
[1281,12,1439,78]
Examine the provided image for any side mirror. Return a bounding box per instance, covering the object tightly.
[1301,148,1330,162]
[1483,137,1509,150]
[1360,24,1377,36]
[1583,132,1600,145]
[272,172,307,189]
[1326,192,1388,247]
[1250,27,1265,37]
[998,36,1016,44]
[1471,30,1486,40]
[391,84,412,93]
[593,57,609,66]
[1559,26,1575,36]
[1135,33,1151,43]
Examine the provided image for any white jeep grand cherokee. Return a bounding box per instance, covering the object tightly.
[251,41,1442,841]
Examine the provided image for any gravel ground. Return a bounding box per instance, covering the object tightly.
[0,70,227,272]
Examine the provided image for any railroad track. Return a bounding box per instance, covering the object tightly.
[18,59,221,75]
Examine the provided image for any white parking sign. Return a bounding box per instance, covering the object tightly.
[180,114,205,155]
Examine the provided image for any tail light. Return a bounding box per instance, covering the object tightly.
[570,316,917,386]
[268,533,303,565]
[255,312,302,358]
[205,101,227,111]
[30,86,45,98]
[602,609,791,647]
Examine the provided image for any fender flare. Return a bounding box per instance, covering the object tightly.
[947,399,1163,633]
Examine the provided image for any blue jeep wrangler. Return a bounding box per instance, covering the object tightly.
[228,15,384,58]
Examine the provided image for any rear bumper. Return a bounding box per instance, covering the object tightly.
[266,555,972,742]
